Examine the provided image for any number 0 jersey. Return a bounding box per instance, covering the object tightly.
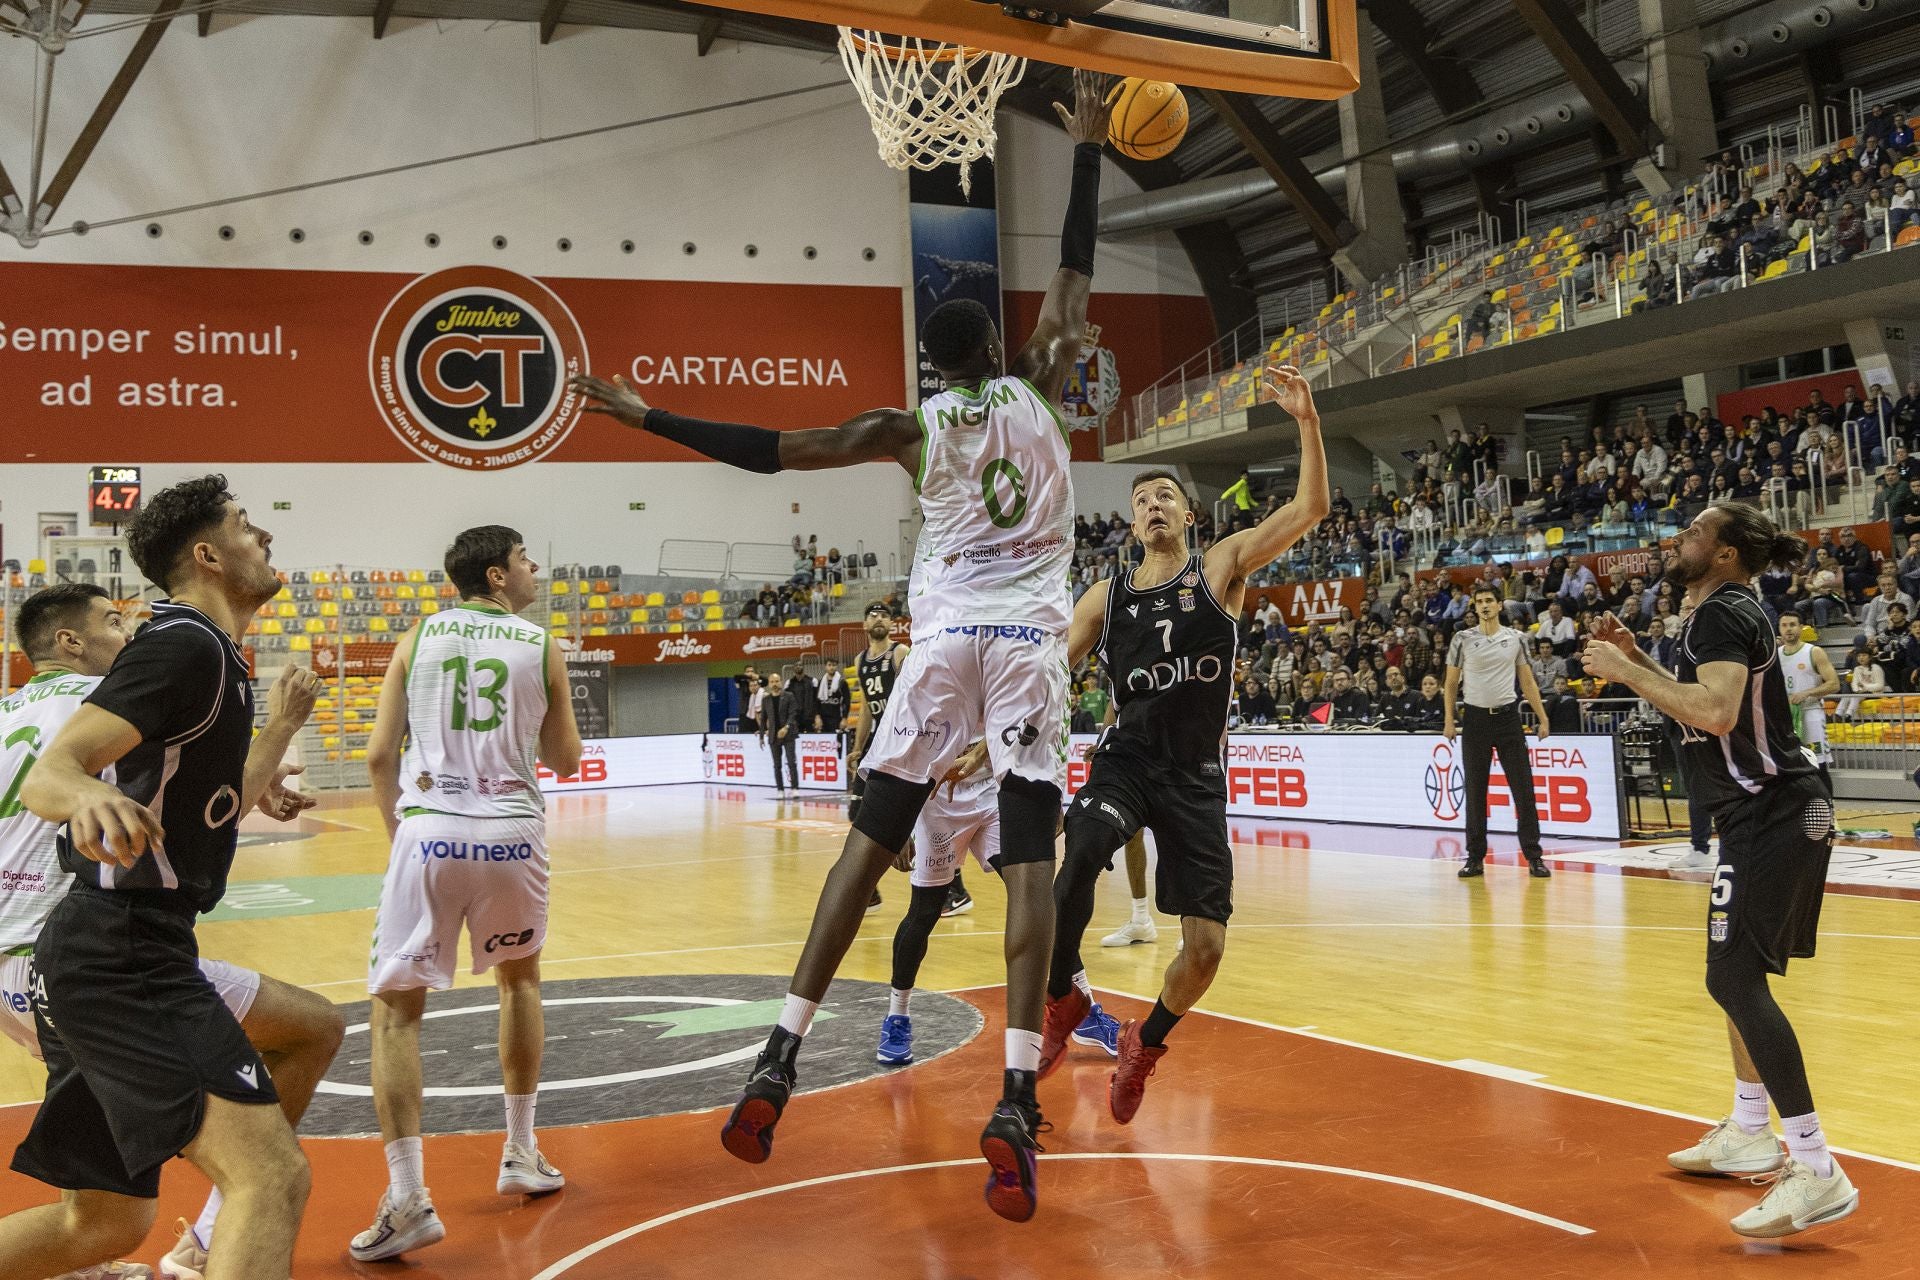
[908,376,1074,644]
[400,603,550,821]
[0,672,101,949]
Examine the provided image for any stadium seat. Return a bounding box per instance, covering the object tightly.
[593,580,612,595]
[369,617,389,633]
[550,611,569,626]
[701,589,720,604]
[407,569,426,583]
[682,591,700,606]
[370,571,387,584]
[551,581,570,596]
[704,605,722,620]
[645,592,665,607]
[589,594,607,609]
[1546,527,1565,547]
[1899,226,1920,248]
[420,601,439,615]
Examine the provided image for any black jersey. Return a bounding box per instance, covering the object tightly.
[1098,554,1237,781]
[59,602,256,913]
[857,644,904,721]
[1674,581,1820,813]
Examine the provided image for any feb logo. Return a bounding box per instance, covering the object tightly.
[369,266,589,470]
[1425,740,1466,822]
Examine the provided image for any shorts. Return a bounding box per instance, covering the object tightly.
[1796,701,1830,763]
[910,786,1000,888]
[1707,775,1836,974]
[860,626,1069,792]
[0,950,259,1061]
[12,888,278,1198]
[1071,750,1234,924]
[369,811,549,994]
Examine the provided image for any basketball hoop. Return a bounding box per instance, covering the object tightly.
[837,27,1026,198]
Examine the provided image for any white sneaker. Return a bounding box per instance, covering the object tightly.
[497,1141,566,1196]
[1668,1118,1786,1176]
[1101,917,1158,947]
[156,1218,206,1279]
[1730,1159,1860,1238]
[349,1188,446,1262]
[1674,847,1718,870]
[54,1263,153,1280]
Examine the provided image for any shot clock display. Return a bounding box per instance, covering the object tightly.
[88,466,142,523]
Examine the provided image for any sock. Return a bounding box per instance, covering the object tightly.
[1071,969,1093,1000]
[1140,998,1182,1048]
[1780,1110,1835,1178]
[384,1136,425,1198]
[1005,1027,1042,1073]
[1733,1080,1770,1134]
[951,871,967,897]
[505,1093,537,1150]
[1131,897,1150,923]
[889,988,911,1017]
[778,992,819,1037]
[191,1188,222,1251]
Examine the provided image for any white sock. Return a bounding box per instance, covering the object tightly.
[191,1188,222,1251]
[778,993,819,1037]
[888,988,911,1017]
[1131,897,1151,923]
[1005,1027,1042,1073]
[1733,1080,1770,1134]
[1780,1110,1835,1178]
[1071,969,1093,999]
[505,1093,537,1150]
[384,1136,425,1198]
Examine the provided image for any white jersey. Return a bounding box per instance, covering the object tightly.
[908,375,1074,643]
[1779,643,1822,698]
[399,603,550,820]
[0,672,100,950]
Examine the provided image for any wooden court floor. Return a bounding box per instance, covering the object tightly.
[1,784,1916,1277]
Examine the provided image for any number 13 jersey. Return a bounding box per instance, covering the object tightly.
[401,602,549,820]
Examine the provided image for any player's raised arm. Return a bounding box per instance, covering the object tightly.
[1206,366,1329,585]
[1010,69,1114,405]
[569,374,921,478]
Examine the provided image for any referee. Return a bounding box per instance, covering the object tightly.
[1443,585,1552,879]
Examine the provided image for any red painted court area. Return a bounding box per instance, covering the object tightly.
[2,990,1911,1278]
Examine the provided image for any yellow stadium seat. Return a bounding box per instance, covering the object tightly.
[304,618,325,634]
[668,623,683,633]
[321,602,339,617]
[340,586,357,601]
[407,570,426,583]
[589,626,608,636]
[704,605,722,620]
[290,636,311,652]
[645,592,665,607]
[275,586,292,602]
[589,595,608,609]
[831,582,846,598]
[1546,527,1565,547]
[706,622,725,632]
[701,589,720,605]
[551,581,570,596]
[396,585,415,599]
[311,570,331,585]
[420,600,439,615]
[629,609,647,624]
[550,612,569,626]
[370,617,389,633]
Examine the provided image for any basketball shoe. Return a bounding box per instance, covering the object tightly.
[1036,988,1089,1080]
[1109,1020,1167,1124]
[876,1013,913,1065]
[1070,1002,1122,1057]
[1730,1159,1859,1238]
[349,1188,446,1262]
[941,884,974,917]
[721,1029,799,1163]
[497,1141,566,1195]
[980,1072,1046,1223]
[1667,1117,1786,1176]
[1101,916,1157,946]
[55,1264,152,1280]
[157,1218,207,1279]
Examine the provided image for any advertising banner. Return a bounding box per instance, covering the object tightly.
[908,161,1003,406]
[536,732,846,794]
[1245,578,1369,627]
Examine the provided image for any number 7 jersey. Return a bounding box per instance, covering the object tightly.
[400,602,550,820]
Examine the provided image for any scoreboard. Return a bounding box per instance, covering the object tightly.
[88,466,142,523]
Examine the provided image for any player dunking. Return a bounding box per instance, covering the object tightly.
[0,478,327,1280]
[1040,367,1326,1120]
[1580,504,1858,1238]
[0,585,343,1280]
[572,69,1113,1221]
[352,526,582,1262]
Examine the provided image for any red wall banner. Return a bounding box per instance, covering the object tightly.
[0,262,905,466]
[1245,577,1369,626]
[1716,370,1870,429]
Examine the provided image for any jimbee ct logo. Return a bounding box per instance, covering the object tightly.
[370,267,589,470]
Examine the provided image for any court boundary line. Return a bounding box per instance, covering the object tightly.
[524,1151,1594,1278]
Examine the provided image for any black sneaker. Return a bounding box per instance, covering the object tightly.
[941,884,975,917]
[980,1072,1046,1223]
[1457,860,1485,879]
[721,1030,799,1164]
[866,889,883,914]
[1527,857,1552,879]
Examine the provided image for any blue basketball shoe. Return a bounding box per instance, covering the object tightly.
[876,1014,913,1065]
[1069,1001,1121,1057]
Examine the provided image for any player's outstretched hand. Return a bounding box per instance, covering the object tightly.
[941,740,990,798]
[1261,365,1319,425]
[68,795,164,868]
[1589,611,1639,657]
[259,762,317,821]
[1055,68,1117,146]
[268,665,321,729]
[571,374,652,424]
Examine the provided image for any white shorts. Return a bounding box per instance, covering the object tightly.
[861,626,1069,791]
[1799,703,1829,762]
[0,950,259,1062]
[910,781,1000,888]
[369,812,549,994]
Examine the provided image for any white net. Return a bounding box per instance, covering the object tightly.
[837,27,1026,198]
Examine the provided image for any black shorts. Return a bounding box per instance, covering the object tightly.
[1707,775,1836,975]
[1072,753,1233,924]
[12,887,277,1198]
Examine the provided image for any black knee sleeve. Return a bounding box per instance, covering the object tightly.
[1047,812,1130,999]
[1706,943,1816,1118]
[994,775,1063,869]
[850,771,934,855]
[890,883,950,991]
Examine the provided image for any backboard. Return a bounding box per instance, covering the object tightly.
[711,0,1360,99]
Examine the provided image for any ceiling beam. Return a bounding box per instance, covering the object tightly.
[1510,0,1660,164]
[696,10,723,54]
[1365,0,1480,117]
[1200,89,1354,253]
[539,0,566,43]
[372,0,395,38]
[38,0,184,227]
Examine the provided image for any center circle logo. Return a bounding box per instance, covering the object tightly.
[369,266,589,470]
[1425,741,1465,822]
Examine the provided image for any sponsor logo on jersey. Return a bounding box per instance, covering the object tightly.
[1000,721,1040,748]
[894,720,956,752]
[415,771,434,792]
[416,839,536,864]
[940,624,1047,644]
[369,266,589,471]
[236,1063,258,1089]
[1709,910,1729,942]
[655,636,713,661]
[203,785,241,829]
[1124,654,1225,693]
[1178,589,1195,612]
[1180,571,1200,587]
[0,869,49,894]
[1126,605,1139,617]
[1152,596,1171,611]
[484,928,536,953]
[433,773,472,794]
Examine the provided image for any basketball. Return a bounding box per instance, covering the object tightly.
[1106,77,1188,162]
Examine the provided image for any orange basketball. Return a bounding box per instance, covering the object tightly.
[1106,77,1188,162]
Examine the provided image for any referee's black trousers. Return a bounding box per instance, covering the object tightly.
[1462,703,1543,860]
